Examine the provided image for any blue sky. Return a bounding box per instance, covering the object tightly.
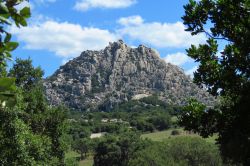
[10,0,207,77]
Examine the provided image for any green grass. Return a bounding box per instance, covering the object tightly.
[65,129,217,166]
[141,129,177,141]
[204,134,218,143]
[141,128,217,143]
[171,116,178,123]
[65,151,80,159]
[65,151,93,166]
[79,156,94,166]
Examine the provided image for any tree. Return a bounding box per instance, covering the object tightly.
[0,104,51,165]
[73,138,90,160]
[0,0,30,76]
[0,0,30,108]
[94,136,122,166]
[180,0,250,165]
[0,58,68,165]
[93,132,147,166]
[45,106,68,164]
[129,137,223,166]
[0,1,68,165]
[9,58,44,90]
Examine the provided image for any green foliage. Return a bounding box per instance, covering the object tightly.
[0,1,69,165]
[73,138,91,160]
[179,99,219,137]
[130,136,223,166]
[181,0,250,164]
[0,0,30,75]
[69,121,91,140]
[171,129,180,136]
[0,58,68,165]
[45,106,69,163]
[69,97,174,134]
[0,77,16,106]
[93,132,148,166]
[8,58,44,90]
[0,0,30,110]
[0,97,52,165]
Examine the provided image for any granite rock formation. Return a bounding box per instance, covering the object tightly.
[44,40,215,111]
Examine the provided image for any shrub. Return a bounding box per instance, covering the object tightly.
[130,136,223,166]
[171,129,181,135]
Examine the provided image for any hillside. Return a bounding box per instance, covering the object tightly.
[44,40,214,111]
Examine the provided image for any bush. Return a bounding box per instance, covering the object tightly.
[171,129,181,135]
[93,132,149,166]
[130,136,223,166]
[65,158,78,166]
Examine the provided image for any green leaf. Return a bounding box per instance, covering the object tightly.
[19,16,27,26]
[3,51,12,59]
[0,77,16,92]
[4,33,11,43]
[0,93,16,107]
[20,7,31,18]
[0,3,9,15]
[0,13,10,19]
[0,15,11,24]
[5,42,19,51]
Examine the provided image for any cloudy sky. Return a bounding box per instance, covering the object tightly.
[10,0,206,77]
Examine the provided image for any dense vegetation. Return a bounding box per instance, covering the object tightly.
[0,1,68,165]
[129,136,222,166]
[65,98,225,166]
[68,96,176,135]
[180,0,250,165]
[0,58,68,165]
[1,0,249,165]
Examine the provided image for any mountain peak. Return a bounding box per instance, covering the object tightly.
[44,41,215,111]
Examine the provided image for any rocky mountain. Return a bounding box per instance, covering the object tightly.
[44,40,215,111]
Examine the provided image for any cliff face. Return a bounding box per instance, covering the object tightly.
[44,40,214,111]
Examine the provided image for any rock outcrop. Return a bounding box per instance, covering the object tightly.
[44,40,215,111]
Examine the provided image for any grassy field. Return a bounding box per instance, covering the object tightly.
[79,156,94,166]
[65,151,93,166]
[65,128,217,165]
[65,150,80,159]
[141,128,217,143]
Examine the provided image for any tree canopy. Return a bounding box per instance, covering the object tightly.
[180,0,250,165]
[0,0,30,106]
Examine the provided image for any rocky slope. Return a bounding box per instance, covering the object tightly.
[44,40,215,111]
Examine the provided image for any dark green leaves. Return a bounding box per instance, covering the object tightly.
[0,0,31,77]
[0,0,30,105]
[4,33,11,43]
[0,77,16,107]
[181,0,250,164]
[20,7,31,18]
[5,41,19,51]
[0,77,16,91]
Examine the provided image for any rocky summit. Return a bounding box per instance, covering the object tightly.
[44,40,215,111]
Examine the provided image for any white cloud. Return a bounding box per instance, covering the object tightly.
[185,66,198,77]
[163,52,193,66]
[16,1,34,10]
[118,16,206,48]
[117,15,144,26]
[74,0,137,11]
[35,0,57,3]
[11,20,118,58]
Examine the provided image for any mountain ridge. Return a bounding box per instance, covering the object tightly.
[44,40,215,111]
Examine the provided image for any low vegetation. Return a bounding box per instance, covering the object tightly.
[1,0,249,165]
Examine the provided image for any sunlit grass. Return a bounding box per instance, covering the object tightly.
[65,151,93,166]
[79,156,94,166]
[141,128,218,143]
